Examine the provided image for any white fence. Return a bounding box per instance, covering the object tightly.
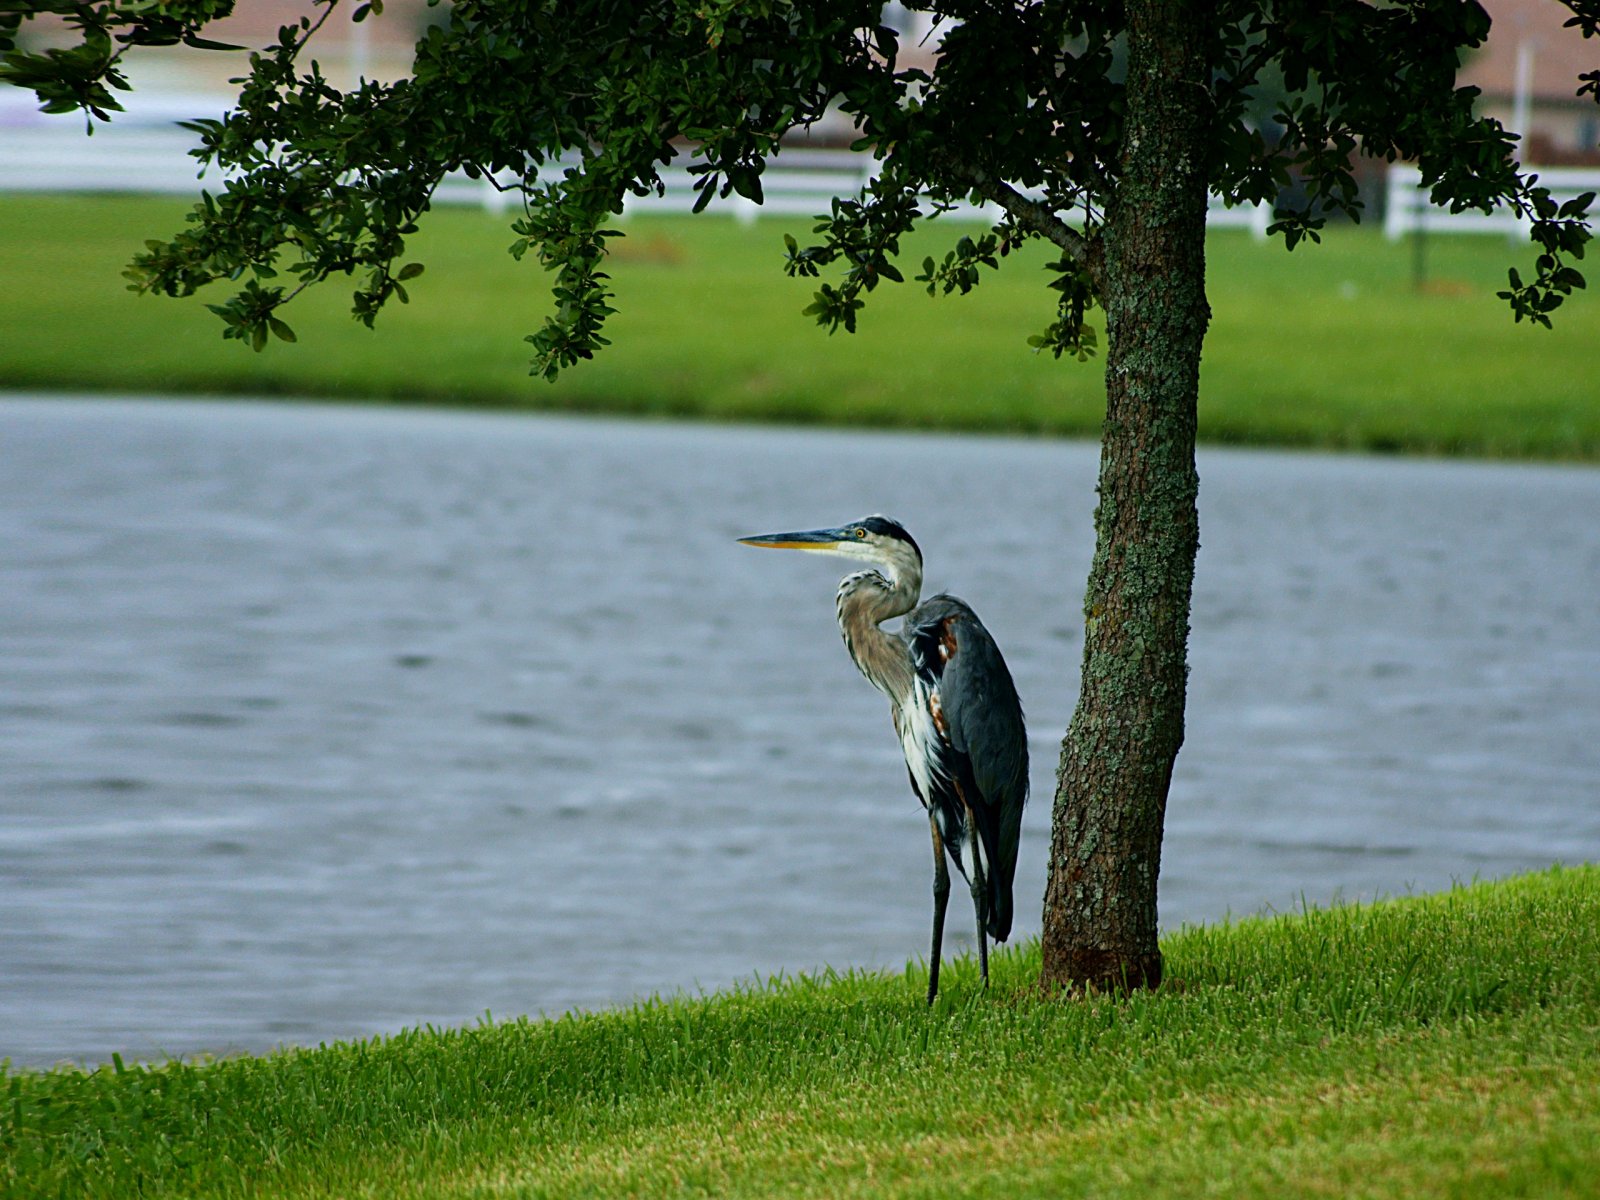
[13,93,1597,242]
[2,90,1272,233]
[1383,163,1600,240]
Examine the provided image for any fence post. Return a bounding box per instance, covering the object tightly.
[1384,164,1421,241]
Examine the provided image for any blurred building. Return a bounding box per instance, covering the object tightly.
[1460,0,1600,163]
[16,1,440,93]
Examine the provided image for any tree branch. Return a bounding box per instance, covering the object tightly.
[947,161,1096,273]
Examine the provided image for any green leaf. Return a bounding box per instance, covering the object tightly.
[1558,192,1595,219]
[181,35,243,51]
[729,168,764,204]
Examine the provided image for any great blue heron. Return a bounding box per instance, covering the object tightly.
[739,515,1027,1003]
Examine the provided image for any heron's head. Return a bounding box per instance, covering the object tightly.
[738,515,923,585]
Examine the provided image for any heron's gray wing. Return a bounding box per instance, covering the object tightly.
[907,594,1028,939]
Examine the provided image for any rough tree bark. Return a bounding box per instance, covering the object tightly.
[1040,0,1212,993]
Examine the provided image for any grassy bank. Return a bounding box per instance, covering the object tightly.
[4,866,1598,1198]
[2,193,1597,458]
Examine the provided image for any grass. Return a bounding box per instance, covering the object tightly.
[1,193,1597,458]
[4,865,1598,1198]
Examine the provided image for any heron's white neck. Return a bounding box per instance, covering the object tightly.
[836,561,921,702]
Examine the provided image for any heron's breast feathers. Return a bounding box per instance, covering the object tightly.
[896,677,951,809]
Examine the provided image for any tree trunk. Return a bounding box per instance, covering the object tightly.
[1039,0,1211,993]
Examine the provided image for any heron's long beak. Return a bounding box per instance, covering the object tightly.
[737,526,850,551]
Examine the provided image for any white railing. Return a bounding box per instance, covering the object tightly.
[2,90,1271,232]
[1384,163,1600,241]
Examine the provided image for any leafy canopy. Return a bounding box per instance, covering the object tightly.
[3,0,1595,375]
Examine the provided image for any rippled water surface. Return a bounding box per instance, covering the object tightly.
[4,397,1598,1066]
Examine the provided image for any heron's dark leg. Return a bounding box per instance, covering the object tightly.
[928,814,950,1005]
[969,848,990,989]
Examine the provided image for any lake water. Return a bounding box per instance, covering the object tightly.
[3,396,1597,1067]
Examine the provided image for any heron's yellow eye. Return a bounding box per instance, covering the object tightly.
[854,527,866,538]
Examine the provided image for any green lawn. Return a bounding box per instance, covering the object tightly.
[2,193,1596,457]
[5,867,1598,1198]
